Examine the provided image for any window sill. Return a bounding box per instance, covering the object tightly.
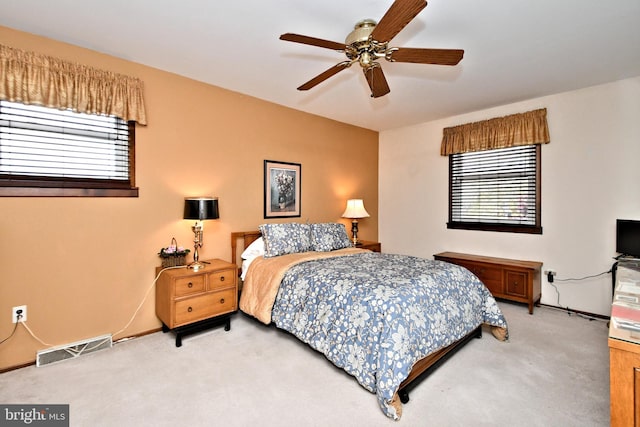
[447,222,542,234]
[0,187,139,197]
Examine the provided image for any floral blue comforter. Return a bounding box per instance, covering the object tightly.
[270,252,508,420]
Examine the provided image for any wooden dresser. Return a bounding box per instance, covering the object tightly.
[156,259,238,347]
[433,252,542,314]
[609,263,640,426]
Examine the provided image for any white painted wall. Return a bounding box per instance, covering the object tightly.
[379,77,640,316]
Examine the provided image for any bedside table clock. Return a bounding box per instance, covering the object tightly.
[155,258,238,347]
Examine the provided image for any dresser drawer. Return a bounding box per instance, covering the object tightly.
[473,265,503,295]
[209,288,236,314]
[449,260,503,295]
[174,288,235,325]
[505,270,528,298]
[208,269,235,290]
[174,275,205,297]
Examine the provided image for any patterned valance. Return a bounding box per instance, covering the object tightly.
[0,44,147,125]
[441,108,549,156]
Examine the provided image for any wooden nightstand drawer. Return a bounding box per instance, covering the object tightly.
[210,288,236,314]
[175,275,205,297]
[156,258,238,346]
[174,289,236,325]
[208,269,235,290]
[175,294,216,325]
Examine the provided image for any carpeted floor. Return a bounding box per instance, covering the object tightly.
[0,302,610,426]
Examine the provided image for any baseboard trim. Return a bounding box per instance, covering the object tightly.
[0,361,33,374]
[113,327,161,344]
[0,327,162,374]
[540,303,610,320]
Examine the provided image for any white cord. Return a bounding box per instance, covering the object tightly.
[112,265,186,340]
[20,321,53,347]
[13,265,187,351]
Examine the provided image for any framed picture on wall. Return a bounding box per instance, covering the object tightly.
[264,160,301,218]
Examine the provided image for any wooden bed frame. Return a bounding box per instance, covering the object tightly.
[231,230,482,404]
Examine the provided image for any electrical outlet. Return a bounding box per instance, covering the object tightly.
[544,270,557,283]
[12,305,27,323]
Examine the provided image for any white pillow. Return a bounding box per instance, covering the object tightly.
[241,259,251,281]
[241,237,265,260]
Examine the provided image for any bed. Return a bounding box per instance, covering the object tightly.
[231,224,508,420]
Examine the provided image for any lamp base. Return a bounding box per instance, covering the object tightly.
[187,260,210,271]
[351,219,359,246]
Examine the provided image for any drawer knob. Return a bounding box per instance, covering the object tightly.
[187,307,193,312]
[220,276,225,282]
[220,298,225,304]
[188,282,193,288]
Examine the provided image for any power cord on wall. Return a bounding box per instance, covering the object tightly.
[20,321,52,347]
[547,267,612,320]
[555,269,612,282]
[112,265,185,340]
[1,265,186,351]
[0,311,55,348]
[0,317,20,345]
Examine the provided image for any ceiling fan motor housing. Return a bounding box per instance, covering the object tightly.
[345,19,387,67]
[345,19,376,46]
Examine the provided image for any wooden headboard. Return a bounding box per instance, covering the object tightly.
[231,230,262,271]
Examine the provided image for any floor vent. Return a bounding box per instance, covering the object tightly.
[36,334,112,367]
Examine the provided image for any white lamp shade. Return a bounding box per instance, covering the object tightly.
[342,199,370,219]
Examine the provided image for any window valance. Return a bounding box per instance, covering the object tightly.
[0,44,147,125]
[440,108,549,156]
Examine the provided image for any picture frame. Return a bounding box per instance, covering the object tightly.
[264,160,301,218]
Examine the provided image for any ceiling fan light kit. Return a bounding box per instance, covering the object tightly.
[280,0,464,98]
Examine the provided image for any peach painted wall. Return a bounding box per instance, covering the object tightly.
[0,26,378,370]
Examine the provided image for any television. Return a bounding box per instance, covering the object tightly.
[616,219,640,258]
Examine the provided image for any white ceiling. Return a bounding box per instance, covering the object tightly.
[2,0,640,131]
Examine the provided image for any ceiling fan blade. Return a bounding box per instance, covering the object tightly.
[280,33,346,51]
[363,64,391,98]
[370,0,427,43]
[388,47,464,65]
[297,61,352,91]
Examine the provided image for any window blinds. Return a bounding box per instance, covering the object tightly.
[449,145,538,227]
[0,100,130,182]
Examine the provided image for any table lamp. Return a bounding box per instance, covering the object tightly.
[342,199,370,245]
[183,197,219,271]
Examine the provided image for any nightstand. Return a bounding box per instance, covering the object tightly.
[155,259,238,347]
[356,240,381,252]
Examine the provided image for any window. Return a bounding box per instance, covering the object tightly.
[448,144,541,234]
[0,100,137,197]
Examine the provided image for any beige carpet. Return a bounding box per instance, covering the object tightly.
[0,302,610,426]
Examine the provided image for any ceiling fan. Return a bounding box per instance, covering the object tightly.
[280,0,464,98]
